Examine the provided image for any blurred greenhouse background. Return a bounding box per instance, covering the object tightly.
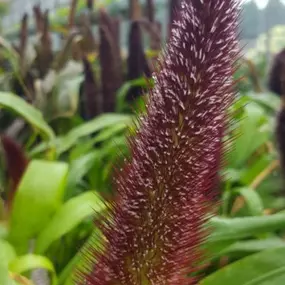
[0,0,168,49]
[2,0,285,55]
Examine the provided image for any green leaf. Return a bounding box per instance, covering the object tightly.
[9,254,57,285]
[0,92,55,140]
[228,103,269,168]
[0,263,10,285]
[57,113,132,154]
[200,247,285,285]
[208,213,285,243]
[204,237,285,260]
[0,239,16,265]
[92,123,128,144]
[35,191,106,254]
[0,238,15,285]
[221,237,285,256]
[116,78,149,112]
[249,92,281,112]
[65,152,99,199]
[234,187,264,216]
[8,160,68,254]
[30,113,132,156]
[240,154,273,185]
[59,228,103,285]
[0,223,8,239]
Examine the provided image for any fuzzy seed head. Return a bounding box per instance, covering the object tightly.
[79,1,240,284]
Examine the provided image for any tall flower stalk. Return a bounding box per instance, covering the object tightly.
[79,0,240,284]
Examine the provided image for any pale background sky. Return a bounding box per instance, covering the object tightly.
[243,0,285,9]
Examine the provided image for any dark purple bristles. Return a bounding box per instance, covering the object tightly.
[168,0,181,40]
[78,0,240,284]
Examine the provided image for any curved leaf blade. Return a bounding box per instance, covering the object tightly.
[0,239,16,265]
[9,254,56,285]
[234,187,264,216]
[35,191,106,254]
[0,92,55,140]
[8,160,68,254]
[30,113,132,156]
[208,213,285,243]
[200,247,285,285]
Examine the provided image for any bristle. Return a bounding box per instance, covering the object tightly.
[79,0,240,284]
[168,0,181,40]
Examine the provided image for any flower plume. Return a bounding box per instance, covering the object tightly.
[79,0,240,284]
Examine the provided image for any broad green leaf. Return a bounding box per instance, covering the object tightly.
[0,239,16,265]
[240,154,273,185]
[9,255,56,285]
[228,103,270,168]
[65,152,99,199]
[9,160,68,254]
[57,113,132,154]
[0,263,10,285]
[204,237,285,260]
[221,237,285,256]
[35,191,106,254]
[200,246,285,285]
[0,238,16,285]
[69,123,128,161]
[87,135,128,191]
[234,187,264,216]
[208,213,285,243]
[92,123,128,144]
[249,92,281,112]
[0,92,55,140]
[222,168,242,183]
[30,113,132,156]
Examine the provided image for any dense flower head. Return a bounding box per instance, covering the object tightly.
[79,0,240,284]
